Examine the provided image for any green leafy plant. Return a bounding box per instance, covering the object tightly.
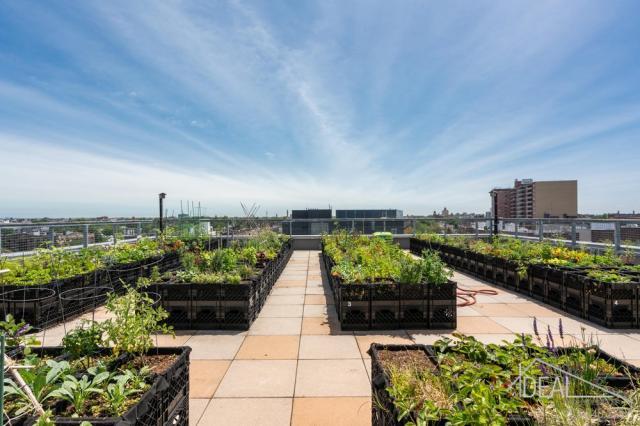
[103,369,150,415]
[4,359,71,416]
[0,314,40,353]
[48,369,110,415]
[101,286,173,357]
[62,320,104,362]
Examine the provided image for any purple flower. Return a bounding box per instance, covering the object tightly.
[533,317,540,338]
[547,325,555,349]
[558,318,564,339]
[546,335,551,350]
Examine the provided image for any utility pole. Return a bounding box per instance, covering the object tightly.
[159,193,166,233]
[492,192,499,237]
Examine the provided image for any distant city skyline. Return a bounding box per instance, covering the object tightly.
[1,1,639,217]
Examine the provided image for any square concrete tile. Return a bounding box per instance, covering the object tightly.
[471,303,524,317]
[295,360,370,397]
[355,334,413,358]
[215,360,297,397]
[260,304,304,318]
[301,317,344,335]
[236,335,300,359]
[299,335,361,359]
[596,334,640,359]
[305,294,334,305]
[275,281,307,288]
[187,334,246,359]
[199,398,292,426]
[279,274,308,281]
[456,306,483,317]
[266,294,305,305]
[489,316,536,333]
[151,332,193,347]
[305,286,331,295]
[190,360,230,398]
[189,398,209,425]
[456,316,512,334]
[507,303,565,317]
[272,287,306,295]
[303,304,332,318]
[249,317,302,335]
[291,397,370,426]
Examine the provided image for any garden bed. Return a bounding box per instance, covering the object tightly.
[148,240,292,330]
[322,233,456,331]
[0,250,180,330]
[2,285,189,426]
[369,336,640,425]
[410,236,640,329]
[9,346,190,426]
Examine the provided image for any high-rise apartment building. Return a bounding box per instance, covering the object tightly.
[490,179,578,218]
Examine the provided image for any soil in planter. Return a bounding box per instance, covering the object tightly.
[128,353,178,375]
[376,349,453,418]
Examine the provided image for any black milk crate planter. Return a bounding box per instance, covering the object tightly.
[338,284,371,330]
[369,344,435,426]
[494,257,507,287]
[466,251,479,276]
[527,264,548,301]
[429,280,457,329]
[17,346,190,426]
[483,254,497,283]
[0,287,57,329]
[563,270,587,318]
[399,284,428,328]
[151,281,258,330]
[323,251,457,331]
[368,344,532,426]
[368,343,637,426]
[584,279,638,329]
[504,260,523,292]
[545,267,568,309]
[150,242,290,330]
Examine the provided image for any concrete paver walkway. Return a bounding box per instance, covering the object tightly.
[33,250,640,425]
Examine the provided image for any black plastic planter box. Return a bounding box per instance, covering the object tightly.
[0,251,181,330]
[150,281,258,330]
[503,260,523,292]
[149,242,292,330]
[368,343,638,426]
[408,238,640,330]
[368,344,533,426]
[322,251,457,331]
[9,346,190,426]
[584,278,638,329]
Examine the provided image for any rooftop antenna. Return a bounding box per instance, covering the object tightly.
[241,202,260,230]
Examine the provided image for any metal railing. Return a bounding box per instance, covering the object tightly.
[2,216,639,257]
[0,220,157,257]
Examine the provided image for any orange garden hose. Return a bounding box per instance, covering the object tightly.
[456,285,499,307]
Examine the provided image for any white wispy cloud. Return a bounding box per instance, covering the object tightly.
[0,0,639,216]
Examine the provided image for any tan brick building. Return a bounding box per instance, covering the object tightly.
[490,179,578,218]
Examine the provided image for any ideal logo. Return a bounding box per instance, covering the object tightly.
[509,358,631,405]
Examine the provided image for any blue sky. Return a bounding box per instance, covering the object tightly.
[1,0,639,217]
